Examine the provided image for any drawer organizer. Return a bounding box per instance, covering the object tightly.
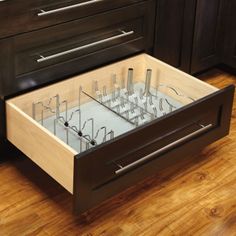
[31,68,190,154]
[6,54,234,214]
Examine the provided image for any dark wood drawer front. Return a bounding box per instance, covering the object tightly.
[15,18,143,76]
[0,0,144,39]
[0,1,155,97]
[74,85,234,213]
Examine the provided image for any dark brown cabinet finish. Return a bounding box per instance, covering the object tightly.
[222,0,236,69]
[153,0,231,74]
[74,85,234,213]
[0,0,144,39]
[153,0,196,72]
[0,0,235,216]
[191,0,224,74]
[0,0,155,98]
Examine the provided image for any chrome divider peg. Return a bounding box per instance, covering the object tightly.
[112,74,121,98]
[154,69,160,100]
[93,80,102,102]
[32,102,44,125]
[32,103,36,120]
[102,85,110,103]
[94,126,107,143]
[165,98,176,112]
[104,130,115,141]
[153,107,158,119]
[109,130,115,140]
[55,94,60,119]
[139,88,145,103]
[86,142,90,151]
[127,68,134,96]
[61,100,68,126]
[78,87,82,132]
[143,69,152,97]
[159,97,164,112]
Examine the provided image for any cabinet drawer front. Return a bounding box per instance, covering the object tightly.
[2,1,155,97]
[0,0,144,39]
[74,85,234,213]
[5,54,234,214]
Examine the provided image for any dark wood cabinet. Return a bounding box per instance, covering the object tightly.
[222,0,236,69]
[153,0,186,68]
[0,0,235,215]
[153,0,231,74]
[0,0,144,39]
[191,0,224,74]
[0,1,155,98]
[153,0,196,72]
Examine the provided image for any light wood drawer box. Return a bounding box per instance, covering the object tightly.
[6,54,234,214]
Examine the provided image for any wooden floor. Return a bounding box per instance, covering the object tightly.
[0,69,236,236]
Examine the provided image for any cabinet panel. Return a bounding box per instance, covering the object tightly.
[0,1,155,98]
[0,0,144,39]
[153,0,185,68]
[222,0,236,69]
[153,0,196,73]
[191,0,223,73]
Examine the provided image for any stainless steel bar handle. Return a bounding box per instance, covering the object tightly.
[38,0,104,16]
[115,123,213,175]
[37,30,134,63]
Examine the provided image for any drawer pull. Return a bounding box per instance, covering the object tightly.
[38,0,104,16]
[37,30,134,63]
[115,123,213,175]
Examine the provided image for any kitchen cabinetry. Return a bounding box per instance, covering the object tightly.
[191,0,224,74]
[153,0,196,72]
[5,54,234,214]
[222,0,236,69]
[0,0,234,214]
[0,1,155,99]
[153,0,228,74]
[0,0,144,39]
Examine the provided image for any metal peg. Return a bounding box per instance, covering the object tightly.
[127,68,134,96]
[143,69,152,96]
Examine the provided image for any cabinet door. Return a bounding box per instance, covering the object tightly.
[223,0,236,69]
[153,0,196,73]
[191,0,224,74]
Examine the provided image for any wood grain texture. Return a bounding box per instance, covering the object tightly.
[0,69,236,235]
[6,103,75,194]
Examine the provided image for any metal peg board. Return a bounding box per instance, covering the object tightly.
[31,68,195,154]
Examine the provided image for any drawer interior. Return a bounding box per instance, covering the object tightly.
[6,53,218,194]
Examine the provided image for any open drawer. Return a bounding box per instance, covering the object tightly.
[6,54,234,214]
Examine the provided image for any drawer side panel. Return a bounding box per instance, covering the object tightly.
[6,101,75,193]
